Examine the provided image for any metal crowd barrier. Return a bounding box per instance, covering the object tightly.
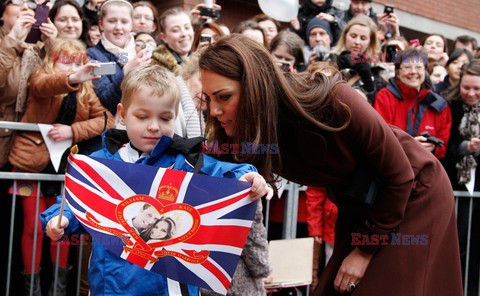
[1,121,479,296]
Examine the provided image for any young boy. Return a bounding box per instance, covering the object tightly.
[41,65,272,296]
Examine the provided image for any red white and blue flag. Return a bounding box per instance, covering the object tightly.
[64,154,257,295]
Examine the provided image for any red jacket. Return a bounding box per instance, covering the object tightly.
[305,187,337,244]
[374,79,451,159]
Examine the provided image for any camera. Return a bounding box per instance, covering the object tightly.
[279,61,291,72]
[385,44,397,63]
[384,4,394,14]
[200,6,220,19]
[421,132,444,147]
[200,34,212,43]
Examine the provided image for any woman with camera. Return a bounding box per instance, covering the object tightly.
[443,60,480,294]
[374,47,452,159]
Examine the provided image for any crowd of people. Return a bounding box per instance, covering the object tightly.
[0,0,479,295]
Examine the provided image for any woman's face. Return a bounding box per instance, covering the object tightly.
[423,35,444,55]
[88,25,102,46]
[150,220,169,239]
[258,19,277,45]
[201,70,241,138]
[99,5,133,48]
[134,33,156,53]
[132,5,156,33]
[2,3,22,31]
[345,24,370,54]
[160,13,193,57]
[397,62,426,91]
[53,4,83,40]
[272,44,296,67]
[448,54,470,82]
[460,74,480,106]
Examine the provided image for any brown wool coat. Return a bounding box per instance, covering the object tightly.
[277,83,463,296]
[9,71,115,173]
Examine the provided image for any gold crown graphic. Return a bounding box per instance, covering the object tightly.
[156,184,179,201]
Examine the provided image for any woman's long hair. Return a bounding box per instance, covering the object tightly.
[199,34,350,182]
[445,59,480,101]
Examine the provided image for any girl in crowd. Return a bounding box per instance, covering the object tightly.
[374,47,451,159]
[443,60,480,294]
[0,0,57,170]
[435,49,474,95]
[8,38,114,296]
[152,7,193,74]
[333,15,381,103]
[49,0,89,45]
[141,216,177,243]
[134,31,156,54]
[252,13,280,47]
[191,22,224,52]
[132,1,159,35]
[422,33,449,74]
[232,20,266,47]
[199,34,462,296]
[87,0,151,115]
[269,30,306,73]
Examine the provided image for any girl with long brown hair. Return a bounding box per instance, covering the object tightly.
[199,34,462,296]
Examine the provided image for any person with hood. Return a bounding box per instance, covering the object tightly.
[290,0,342,45]
[374,48,451,159]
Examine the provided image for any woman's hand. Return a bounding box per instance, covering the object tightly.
[240,172,274,201]
[414,136,435,152]
[290,17,300,30]
[123,47,151,75]
[7,10,36,41]
[68,62,101,84]
[46,215,69,241]
[190,3,221,26]
[468,138,480,153]
[316,13,334,23]
[40,18,58,45]
[334,247,373,293]
[47,124,73,142]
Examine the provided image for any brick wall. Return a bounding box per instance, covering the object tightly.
[374,0,480,33]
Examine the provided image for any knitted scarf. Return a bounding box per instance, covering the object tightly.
[456,102,480,184]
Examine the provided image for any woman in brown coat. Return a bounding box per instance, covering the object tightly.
[199,34,463,295]
[8,38,114,295]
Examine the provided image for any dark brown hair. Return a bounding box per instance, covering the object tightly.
[251,13,281,31]
[269,30,305,68]
[232,20,267,46]
[422,33,448,54]
[199,34,350,181]
[445,59,480,101]
[49,0,89,45]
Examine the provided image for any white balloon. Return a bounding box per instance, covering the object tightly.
[258,0,299,22]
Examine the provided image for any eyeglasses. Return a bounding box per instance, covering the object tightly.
[135,41,156,48]
[133,14,154,22]
[10,0,37,10]
[400,64,425,72]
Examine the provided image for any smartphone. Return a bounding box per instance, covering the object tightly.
[25,4,50,44]
[199,6,220,19]
[93,62,117,76]
[384,4,394,14]
[143,43,154,58]
[200,34,212,43]
[385,44,397,63]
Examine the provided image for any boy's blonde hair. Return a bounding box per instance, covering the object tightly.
[43,38,92,105]
[120,64,181,114]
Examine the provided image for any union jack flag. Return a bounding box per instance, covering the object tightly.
[65,153,257,295]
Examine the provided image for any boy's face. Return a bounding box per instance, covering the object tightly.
[117,89,177,154]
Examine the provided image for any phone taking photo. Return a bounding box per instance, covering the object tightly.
[200,34,212,44]
[384,4,394,14]
[25,4,50,44]
[93,62,117,76]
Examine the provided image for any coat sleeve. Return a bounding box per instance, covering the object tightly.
[29,71,80,99]
[87,48,124,115]
[70,88,116,143]
[373,87,395,125]
[240,201,272,278]
[201,154,258,179]
[0,35,23,88]
[40,195,82,234]
[432,104,452,159]
[305,186,326,237]
[335,83,415,254]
